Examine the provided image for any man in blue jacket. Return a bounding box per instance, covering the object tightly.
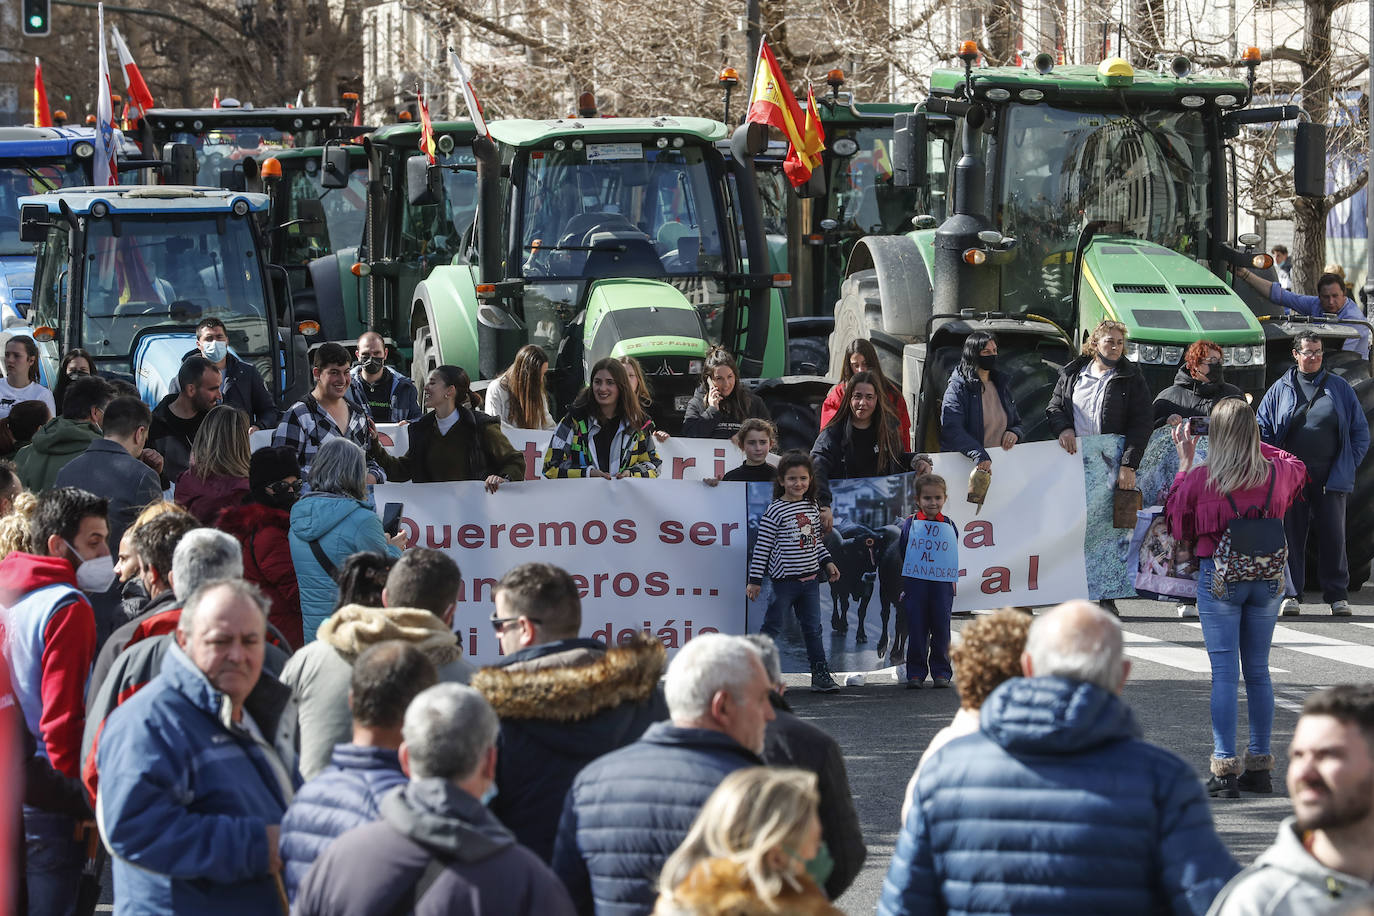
[96,578,299,916]
[879,601,1238,916]
[1257,334,1371,617]
[1239,268,1370,360]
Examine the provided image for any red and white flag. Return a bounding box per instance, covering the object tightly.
[94,5,118,186]
[34,58,53,128]
[448,48,489,139]
[213,87,221,109]
[109,26,154,121]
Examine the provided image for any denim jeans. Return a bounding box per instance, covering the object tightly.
[1196,559,1281,761]
[901,579,953,682]
[760,577,826,668]
[23,807,83,916]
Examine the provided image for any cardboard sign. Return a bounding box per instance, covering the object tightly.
[900,518,960,582]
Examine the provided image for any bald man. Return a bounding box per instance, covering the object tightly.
[349,332,422,423]
[880,601,1238,916]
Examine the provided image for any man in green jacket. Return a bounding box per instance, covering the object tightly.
[17,376,114,492]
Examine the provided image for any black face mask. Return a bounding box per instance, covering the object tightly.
[976,354,997,371]
[1203,362,1225,385]
[67,369,89,380]
[1097,354,1121,368]
[359,356,385,374]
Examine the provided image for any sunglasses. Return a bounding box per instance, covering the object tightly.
[489,614,542,633]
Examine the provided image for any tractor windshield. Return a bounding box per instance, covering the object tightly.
[279,159,369,264]
[998,105,1212,324]
[0,157,86,255]
[169,127,297,186]
[825,125,920,235]
[79,215,271,371]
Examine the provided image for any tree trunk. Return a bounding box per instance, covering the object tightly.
[1291,0,1335,293]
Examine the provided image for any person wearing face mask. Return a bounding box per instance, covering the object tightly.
[349,331,423,424]
[218,447,307,649]
[182,318,280,430]
[1152,341,1244,430]
[52,349,95,418]
[940,331,1023,472]
[0,486,111,915]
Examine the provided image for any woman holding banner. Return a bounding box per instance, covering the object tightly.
[543,357,662,479]
[682,348,771,440]
[940,331,1022,472]
[1164,398,1306,799]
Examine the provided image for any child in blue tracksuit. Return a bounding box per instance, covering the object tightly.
[899,473,957,689]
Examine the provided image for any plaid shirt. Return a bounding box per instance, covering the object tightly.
[271,393,386,481]
[541,409,660,479]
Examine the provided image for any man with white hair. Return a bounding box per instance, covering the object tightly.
[879,600,1239,916]
[96,579,298,915]
[294,684,574,916]
[551,633,775,916]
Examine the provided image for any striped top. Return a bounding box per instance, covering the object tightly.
[747,498,833,584]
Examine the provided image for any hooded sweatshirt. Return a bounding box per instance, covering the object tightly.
[15,417,102,492]
[293,777,576,916]
[280,604,474,780]
[1207,817,1373,916]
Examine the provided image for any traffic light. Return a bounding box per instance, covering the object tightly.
[22,0,50,36]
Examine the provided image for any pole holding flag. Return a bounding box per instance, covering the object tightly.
[448,48,490,139]
[34,58,53,128]
[94,4,118,186]
[109,26,155,122]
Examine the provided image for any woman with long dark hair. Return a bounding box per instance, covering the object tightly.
[940,331,1023,471]
[682,347,770,439]
[53,348,95,415]
[543,357,661,478]
[820,338,911,446]
[485,344,554,430]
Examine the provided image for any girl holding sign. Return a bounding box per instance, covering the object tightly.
[745,452,842,693]
[898,474,958,689]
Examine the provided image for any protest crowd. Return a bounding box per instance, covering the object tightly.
[0,290,1372,916]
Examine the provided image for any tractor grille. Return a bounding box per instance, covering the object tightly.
[1176,285,1229,295]
[1114,284,1168,295]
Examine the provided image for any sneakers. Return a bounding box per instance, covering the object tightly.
[1177,603,1198,619]
[1207,773,1240,799]
[931,677,953,689]
[810,662,840,693]
[1332,600,1352,617]
[904,678,926,690]
[1280,598,1301,617]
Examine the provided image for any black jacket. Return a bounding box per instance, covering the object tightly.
[681,387,771,439]
[372,406,525,483]
[1046,355,1153,469]
[148,394,201,488]
[810,416,916,508]
[1151,367,1244,429]
[181,349,280,428]
[763,692,866,899]
[472,635,667,863]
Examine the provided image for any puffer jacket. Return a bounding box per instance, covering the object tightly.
[1046,355,1154,469]
[653,858,843,916]
[217,502,302,649]
[95,642,300,916]
[878,676,1238,916]
[173,470,249,525]
[473,635,667,862]
[1151,366,1244,429]
[1257,367,1370,493]
[552,722,764,916]
[940,369,1025,464]
[1206,817,1373,915]
[15,417,101,492]
[288,492,402,642]
[279,743,407,902]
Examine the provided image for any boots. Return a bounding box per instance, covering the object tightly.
[1237,753,1274,794]
[810,660,840,693]
[1207,756,1242,799]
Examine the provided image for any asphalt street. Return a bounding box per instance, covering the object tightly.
[774,590,1374,914]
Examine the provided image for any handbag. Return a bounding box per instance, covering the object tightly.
[1210,465,1287,596]
[1129,507,1198,599]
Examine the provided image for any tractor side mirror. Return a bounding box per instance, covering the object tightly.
[162,142,197,185]
[321,146,351,189]
[892,112,926,189]
[407,155,442,206]
[19,204,52,243]
[1293,122,1326,199]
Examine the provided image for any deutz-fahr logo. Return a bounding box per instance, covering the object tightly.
[647,360,680,376]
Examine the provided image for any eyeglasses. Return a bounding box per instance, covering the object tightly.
[266,479,303,496]
[1294,349,1323,358]
[489,615,542,633]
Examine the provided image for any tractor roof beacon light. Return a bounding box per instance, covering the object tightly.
[577,92,598,119]
[1240,46,1261,100]
[827,68,846,103]
[958,41,980,99]
[1097,58,1135,88]
[260,156,282,179]
[719,68,740,123]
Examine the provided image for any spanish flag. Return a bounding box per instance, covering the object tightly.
[747,41,824,188]
[418,91,436,165]
[34,58,52,128]
[785,85,825,187]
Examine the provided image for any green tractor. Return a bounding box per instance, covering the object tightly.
[408,117,798,433]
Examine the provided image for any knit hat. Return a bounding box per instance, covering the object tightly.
[249,446,301,495]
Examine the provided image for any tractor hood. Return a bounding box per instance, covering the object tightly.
[583,278,710,369]
[1078,235,1261,344]
[132,331,200,407]
[0,257,34,326]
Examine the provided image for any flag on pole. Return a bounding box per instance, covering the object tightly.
[213,87,221,109]
[34,59,53,128]
[295,90,304,109]
[352,96,362,127]
[94,5,118,186]
[746,40,810,188]
[109,26,155,121]
[418,91,436,165]
[447,48,489,139]
[783,85,825,186]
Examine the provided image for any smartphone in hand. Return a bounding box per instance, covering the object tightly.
[382,502,404,537]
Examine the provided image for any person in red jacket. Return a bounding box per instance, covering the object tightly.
[820,339,912,448]
[218,446,304,649]
[174,404,251,525]
[0,486,111,916]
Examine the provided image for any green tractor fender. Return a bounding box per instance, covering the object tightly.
[409,263,482,388]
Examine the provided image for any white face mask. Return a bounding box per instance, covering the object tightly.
[201,340,228,363]
[64,539,117,593]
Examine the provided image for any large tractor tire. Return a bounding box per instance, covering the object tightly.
[1323,350,1371,385]
[788,336,830,376]
[411,324,439,391]
[1343,377,1374,590]
[828,270,903,383]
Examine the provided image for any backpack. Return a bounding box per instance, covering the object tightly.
[1209,464,1287,596]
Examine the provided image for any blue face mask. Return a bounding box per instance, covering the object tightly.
[479,782,499,807]
[201,340,228,363]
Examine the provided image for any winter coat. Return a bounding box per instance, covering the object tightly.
[348,364,423,423]
[95,642,300,916]
[173,469,249,525]
[148,393,203,487]
[810,416,916,508]
[543,404,661,478]
[53,438,163,549]
[1206,816,1373,916]
[1046,355,1154,469]
[217,502,302,649]
[280,604,474,780]
[1256,367,1370,493]
[821,380,912,447]
[653,859,843,916]
[878,676,1238,916]
[681,387,771,440]
[14,417,102,492]
[939,369,1025,464]
[179,349,281,428]
[294,777,577,916]
[1165,443,1307,557]
[372,406,525,483]
[288,492,402,642]
[0,552,94,778]
[552,722,765,916]
[86,588,180,709]
[1151,366,1245,429]
[279,743,408,902]
[472,635,668,862]
[763,693,865,900]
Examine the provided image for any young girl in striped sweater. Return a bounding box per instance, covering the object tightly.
[745,451,841,692]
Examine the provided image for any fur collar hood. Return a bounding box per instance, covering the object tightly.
[654,858,842,916]
[473,632,665,723]
[318,603,463,668]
